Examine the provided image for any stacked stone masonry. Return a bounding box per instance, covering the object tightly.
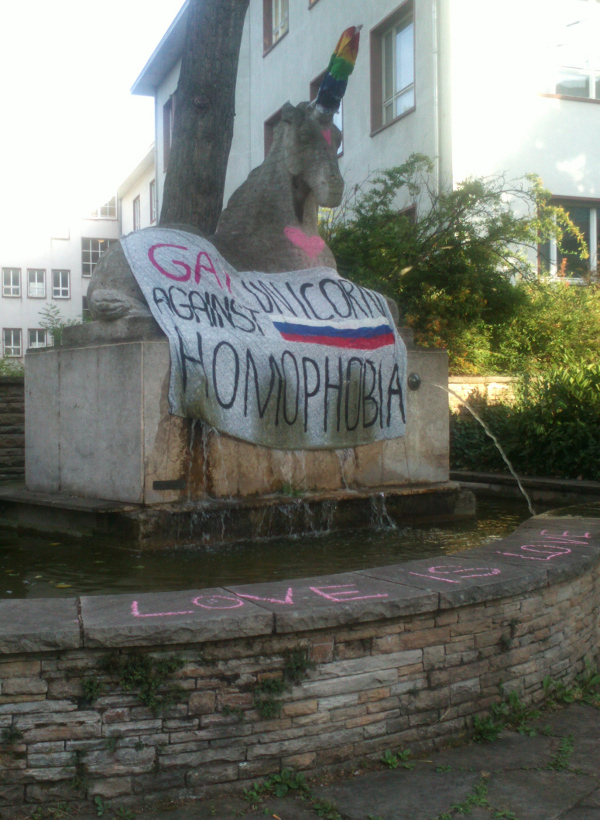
[0,378,24,483]
[0,512,599,813]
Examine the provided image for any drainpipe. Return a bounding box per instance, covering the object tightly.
[432,0,441,194]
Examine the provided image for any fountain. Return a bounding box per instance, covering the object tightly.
[1,35,599,816]
[17,98,471,548]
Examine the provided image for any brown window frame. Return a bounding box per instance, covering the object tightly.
[264,106,284,157]
[263,0,289,55]
[370,1,416,135]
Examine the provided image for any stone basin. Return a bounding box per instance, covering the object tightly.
[0,507,599,811]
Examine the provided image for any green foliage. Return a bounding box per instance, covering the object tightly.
[546,734,574,771]
[488,281,600,374]
[243,768,310,802]
[451,360,600,481]
[380,747,415,769]
[81,677,103,703]
[70,750,88,792]
[253,647,315,718]
[436,777,490,819]
[221,704,244,721]
[283,647,316,683]
[313,800,341,819]
[473,690,539,742]
[38,304,81,346]
[253,677,286,719]
[0,725,23,745]
[322,155,583,374]
[0,357,24,376]
[102,651,184,715]
[94,796,106,817]
[543,660,600,708]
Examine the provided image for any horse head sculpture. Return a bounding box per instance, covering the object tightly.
[87,99,346,321]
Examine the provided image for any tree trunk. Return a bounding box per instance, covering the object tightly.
[159,0,250,234]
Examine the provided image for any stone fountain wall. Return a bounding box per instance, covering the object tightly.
[0,376,24,483]
[0,514,598,811]
[24,336,448,505]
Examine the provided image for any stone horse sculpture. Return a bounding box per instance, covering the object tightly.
[87,102,344,322]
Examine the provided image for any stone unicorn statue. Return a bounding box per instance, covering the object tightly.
[87,101,344,322]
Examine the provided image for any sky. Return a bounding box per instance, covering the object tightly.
[0,0,184,238]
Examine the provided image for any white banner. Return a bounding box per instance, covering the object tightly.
[122,228,407,450]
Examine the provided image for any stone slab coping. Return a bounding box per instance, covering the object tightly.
[1,511,599,654]
[451,470,600,495]
[0,484,137,513]
[448,375,515,384]
[0,481,462,515]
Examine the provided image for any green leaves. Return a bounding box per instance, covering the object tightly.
[321,154,589,375]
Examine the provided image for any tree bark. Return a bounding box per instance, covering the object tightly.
[159,0,250,234]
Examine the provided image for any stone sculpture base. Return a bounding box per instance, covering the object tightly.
[25,322,449,505]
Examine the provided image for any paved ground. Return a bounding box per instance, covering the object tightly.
[82,702,600,820]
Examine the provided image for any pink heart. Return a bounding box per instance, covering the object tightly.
[284,226,326,259]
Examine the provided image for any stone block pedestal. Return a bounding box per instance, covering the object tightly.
[25,327,449,505]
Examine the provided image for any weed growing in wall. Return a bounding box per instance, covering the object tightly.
[252,646,316,719]
[102,651,185,715]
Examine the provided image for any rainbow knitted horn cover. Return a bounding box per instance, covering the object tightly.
[315,26,361,115]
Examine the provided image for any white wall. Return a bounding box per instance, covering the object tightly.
[0,214,119,360]
[121,164,157,235]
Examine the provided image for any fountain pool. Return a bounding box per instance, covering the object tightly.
[0,497,536,599]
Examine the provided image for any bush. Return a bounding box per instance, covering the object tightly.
[451,360,600,480]
[323,155,584,374]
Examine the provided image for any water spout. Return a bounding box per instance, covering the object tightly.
[433,383,536,517]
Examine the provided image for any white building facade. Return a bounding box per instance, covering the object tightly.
[0,202,120,361]
[130,0,600,276]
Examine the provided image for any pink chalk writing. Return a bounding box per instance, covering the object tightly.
[408,566,501,585]
[322,128,332,145]
[309,584,389,602]
[538,529,591,544]
[131,601,194,618]
[498,544,571,561]
[192,595,244,610]
[235,587,294,605]
[148,244,231,293]
[284,226,326,259]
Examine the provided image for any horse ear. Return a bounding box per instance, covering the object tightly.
[281,102,303,124]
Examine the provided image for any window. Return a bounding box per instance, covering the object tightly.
[3,329,22,357]
[89,197,117,219]
[82,238,116,277]
[310,73,344,155]
[28,329,47,349]
[27,269,46,298]
[82,296,91,321]
[263,0,288,52]
[539,198,599,276]
[547,0,600,100]
[133,196,141,231]
[371,3,415,132]
[2,268,21,297]
[264,107,283,157]
[149,179,157,223]
[52,270,70,299]
[163,98,174,168]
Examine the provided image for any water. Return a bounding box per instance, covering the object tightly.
[0,498,534,600]
[434,382,537,517]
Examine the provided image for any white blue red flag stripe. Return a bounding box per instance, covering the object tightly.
[272,318,395,350]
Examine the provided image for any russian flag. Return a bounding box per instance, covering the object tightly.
[272,317,396,350]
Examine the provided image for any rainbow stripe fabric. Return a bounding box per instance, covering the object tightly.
[316,26,361,114]
[272,317,395,351]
